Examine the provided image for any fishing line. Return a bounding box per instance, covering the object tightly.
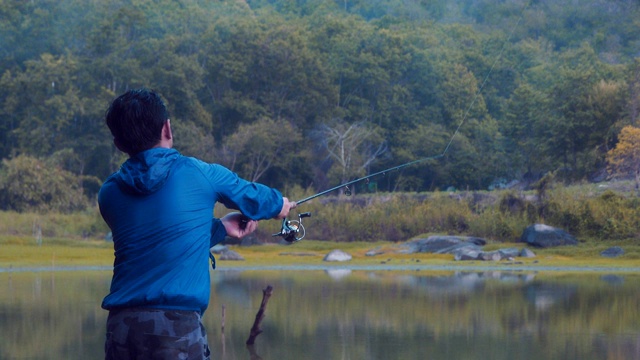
[275,2,531,242]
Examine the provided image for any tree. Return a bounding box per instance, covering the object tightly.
[606,125,640,188]
[388,122,450,191]
[502,83,551,179]
[544,44,615,181]
[313,120,387,191]
[628,59,640,126]
[0,155,90,213]
[172,120,217,164]
[201,11,335,140]
[221,117,307,185]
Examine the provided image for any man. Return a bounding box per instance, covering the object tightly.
[98,88,296,359]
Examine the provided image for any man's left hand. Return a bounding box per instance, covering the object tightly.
[221,212,258,238]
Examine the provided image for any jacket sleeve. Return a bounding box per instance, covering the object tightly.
[210,218,228,247]
[199,162,284,220]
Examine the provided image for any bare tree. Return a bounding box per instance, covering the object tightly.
[314,120,387,192]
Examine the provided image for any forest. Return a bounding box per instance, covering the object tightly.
[1,0,639,212]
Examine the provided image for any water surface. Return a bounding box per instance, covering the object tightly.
[1,268,638,359]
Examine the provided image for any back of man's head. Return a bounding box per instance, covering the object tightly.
[105,88,169,156]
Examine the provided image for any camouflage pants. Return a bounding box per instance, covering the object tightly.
[105,308,211,360]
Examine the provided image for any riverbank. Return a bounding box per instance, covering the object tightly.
[2,236,639,273]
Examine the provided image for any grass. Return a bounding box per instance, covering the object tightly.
[3,235,639,272]
[1,180,640,271]
[0,236,113,268]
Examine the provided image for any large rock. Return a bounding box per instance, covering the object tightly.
[323,249,352,262]
[403,236,487,254]
[453,247,483,261]
[520,248,536,258]
[600,246,624,258]
[478,250,504,261]
[454,248,528,262]
[518,224,578,248]
[218,249,245,261]
[211,244,228,254]
[497,247,521,259]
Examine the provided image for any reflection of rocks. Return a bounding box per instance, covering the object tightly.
[401,271,536,296]
[212,271,252,306]
[524,283,577,310]
[593,335,640,359]
[600,274,625,285]
[323,249,352,262]
[518,224,578,247]
[325,269,352,280]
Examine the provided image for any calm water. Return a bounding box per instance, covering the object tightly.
[0,268,639,360]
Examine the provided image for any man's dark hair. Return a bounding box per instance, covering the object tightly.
[105,88,169,155]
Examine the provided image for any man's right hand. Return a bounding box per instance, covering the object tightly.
[277,197,297,219]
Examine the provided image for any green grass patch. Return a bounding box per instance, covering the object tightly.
[1,236,639,270]
[0,235,113,267]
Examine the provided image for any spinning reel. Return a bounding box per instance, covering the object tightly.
[272,212,311,243]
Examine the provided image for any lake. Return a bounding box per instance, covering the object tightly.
[1,268,639,359]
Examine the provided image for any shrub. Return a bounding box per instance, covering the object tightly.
[0,155,90,213]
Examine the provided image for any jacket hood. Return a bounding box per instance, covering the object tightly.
[115,148,180,195]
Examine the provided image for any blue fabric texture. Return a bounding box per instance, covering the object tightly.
[210,219,227,247]
[98,148,283,314]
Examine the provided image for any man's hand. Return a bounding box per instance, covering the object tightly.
[220,212,258,239]
[277,197,297,219]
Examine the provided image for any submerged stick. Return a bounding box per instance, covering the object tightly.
[221,304,226,333]
[221,304,226,356]
[246,285,273,345]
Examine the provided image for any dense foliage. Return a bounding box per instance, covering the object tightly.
[0,0,639,211]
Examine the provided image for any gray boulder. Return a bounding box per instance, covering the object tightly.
[211,244,228,254]
[478,250,503,261]
[600,246,624,258]
[239,233,262,246]
[218,249,245,261]
[323,249,352,262]
[454,247,536,262]
[519,224,578,248]
[365,248,384,257]
[520,248,536,258]
[403,235,487,254]
[453,247,483,261]
[498,247,522,259]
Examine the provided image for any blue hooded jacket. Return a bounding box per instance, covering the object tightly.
[98,148,283,313]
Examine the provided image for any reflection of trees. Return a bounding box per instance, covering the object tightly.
[207,271,640,359]
[0,272,109,360]
[1,271,639,359]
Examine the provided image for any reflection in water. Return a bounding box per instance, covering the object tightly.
[0,269,639,359]
[325,269,352,280]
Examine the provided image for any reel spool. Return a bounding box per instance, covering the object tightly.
[273,212,311,243]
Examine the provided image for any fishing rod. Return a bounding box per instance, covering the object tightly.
[272,154,444,243]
